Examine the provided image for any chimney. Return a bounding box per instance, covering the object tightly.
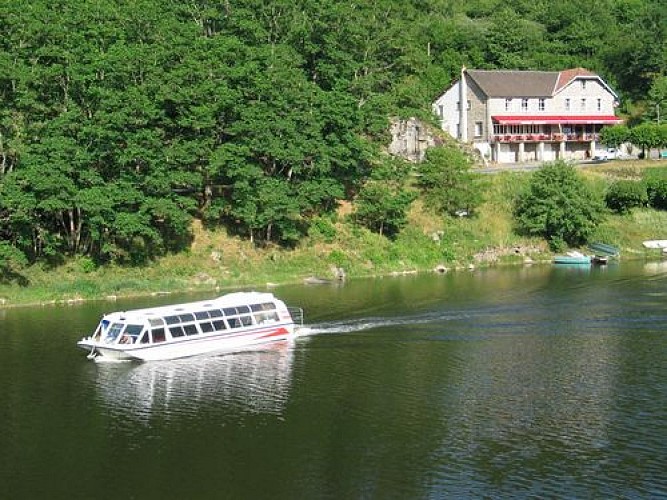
[459,66,468,142]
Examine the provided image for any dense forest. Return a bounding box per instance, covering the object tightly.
[0,0,665,268]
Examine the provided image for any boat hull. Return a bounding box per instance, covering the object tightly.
[78,324,294,362]
[553,256,591,265]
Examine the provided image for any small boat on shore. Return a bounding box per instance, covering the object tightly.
[642,240,667,249]
[553,251,591,265]
[77,291,303,362]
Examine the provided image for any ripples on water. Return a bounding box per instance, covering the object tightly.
[2,265,667,498]
[94,342,294,425]
[293,272,667,498]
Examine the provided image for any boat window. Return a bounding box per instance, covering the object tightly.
[209,309,223,318]
[223,307,237,316]
[251,302,275,312]
[255,311,279,324]
[212,320,226,331]
[179,313,195,322]
[237,305,251,314]
[165,315,181,325]
[183,324,199,336]
[118,324,143,345]
[148,318,164,327]
[200,322,214,333]
[104,323,124,343]
[228,317,241,329]
[194,311,209,320]
[240,315,253,326]
[125,324,144,336]
[152,328,166,343]
[169,326,185,338]
[139,331,151,344]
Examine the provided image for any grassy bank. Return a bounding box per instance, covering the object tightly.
[2,160,667,308]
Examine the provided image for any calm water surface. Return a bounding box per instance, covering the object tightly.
[1,262,667,499]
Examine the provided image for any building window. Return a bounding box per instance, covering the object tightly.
[582,80,587,90]
[565,98,571,111]
[538,99,545,111]
[596,99,602,112]
[456,123,461,139]
[505,99,511,111]
[467,100,471,110]
[521,99,529,112]
[439,105,444,118]
[581,98,586,111]
[474,121,483,137]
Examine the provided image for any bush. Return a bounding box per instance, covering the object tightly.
[646,178,667,210]
[605,180,648,213]
[354,182,416,238]
[0,241,28,284]
[514,161,604,250]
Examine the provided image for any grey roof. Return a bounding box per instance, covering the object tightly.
[467,70,559,98]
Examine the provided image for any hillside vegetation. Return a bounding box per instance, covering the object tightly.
[0,0,666,305]
[3,160,667,307]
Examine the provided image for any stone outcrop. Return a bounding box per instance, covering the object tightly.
[388,118,443,162]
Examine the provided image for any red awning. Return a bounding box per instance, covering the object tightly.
[492,115,623,125]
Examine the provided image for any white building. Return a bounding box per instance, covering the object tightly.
[433,68,623,163]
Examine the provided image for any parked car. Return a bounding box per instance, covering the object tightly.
[593,148,623,161]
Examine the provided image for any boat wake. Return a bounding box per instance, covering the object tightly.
[94,357,132,364]
[296,310,472,337]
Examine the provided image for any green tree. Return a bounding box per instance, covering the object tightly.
[354,157,415,238]
[600,125,630,149]
[514,161,604,250]
[630,123,663,158]
[417,145,483,217]
[647,76,667,124]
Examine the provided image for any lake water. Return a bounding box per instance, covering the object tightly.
[1,262,667,499]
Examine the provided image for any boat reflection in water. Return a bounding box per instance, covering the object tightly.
[92,340,295,421]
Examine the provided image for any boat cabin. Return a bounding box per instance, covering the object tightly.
[93,295,284,347]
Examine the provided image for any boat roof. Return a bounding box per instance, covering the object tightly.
[104,291,281,323]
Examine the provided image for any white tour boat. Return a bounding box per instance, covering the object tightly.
[77,291,303,361]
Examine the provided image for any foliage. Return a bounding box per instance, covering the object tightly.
[353,157,416,238]
[605,180,648,213]
[417,145,484,217]
[629,123,664,156]
[643,168,667,210]
[600,125,629,148]
[0,241,28,284]
[0,0,665,267]
[646,76,667,124]
[646,178,667,210]
[514,161,604,250]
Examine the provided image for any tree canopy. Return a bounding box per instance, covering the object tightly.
[0,0,664,265]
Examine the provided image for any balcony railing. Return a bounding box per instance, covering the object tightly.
[492,133,600,143]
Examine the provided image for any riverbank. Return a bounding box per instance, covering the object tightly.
[2,161,667,309]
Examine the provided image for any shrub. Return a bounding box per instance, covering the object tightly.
[514,161,604,250]
[646,178,667,210]
[354,182,416,238]
[605,180,648,213]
